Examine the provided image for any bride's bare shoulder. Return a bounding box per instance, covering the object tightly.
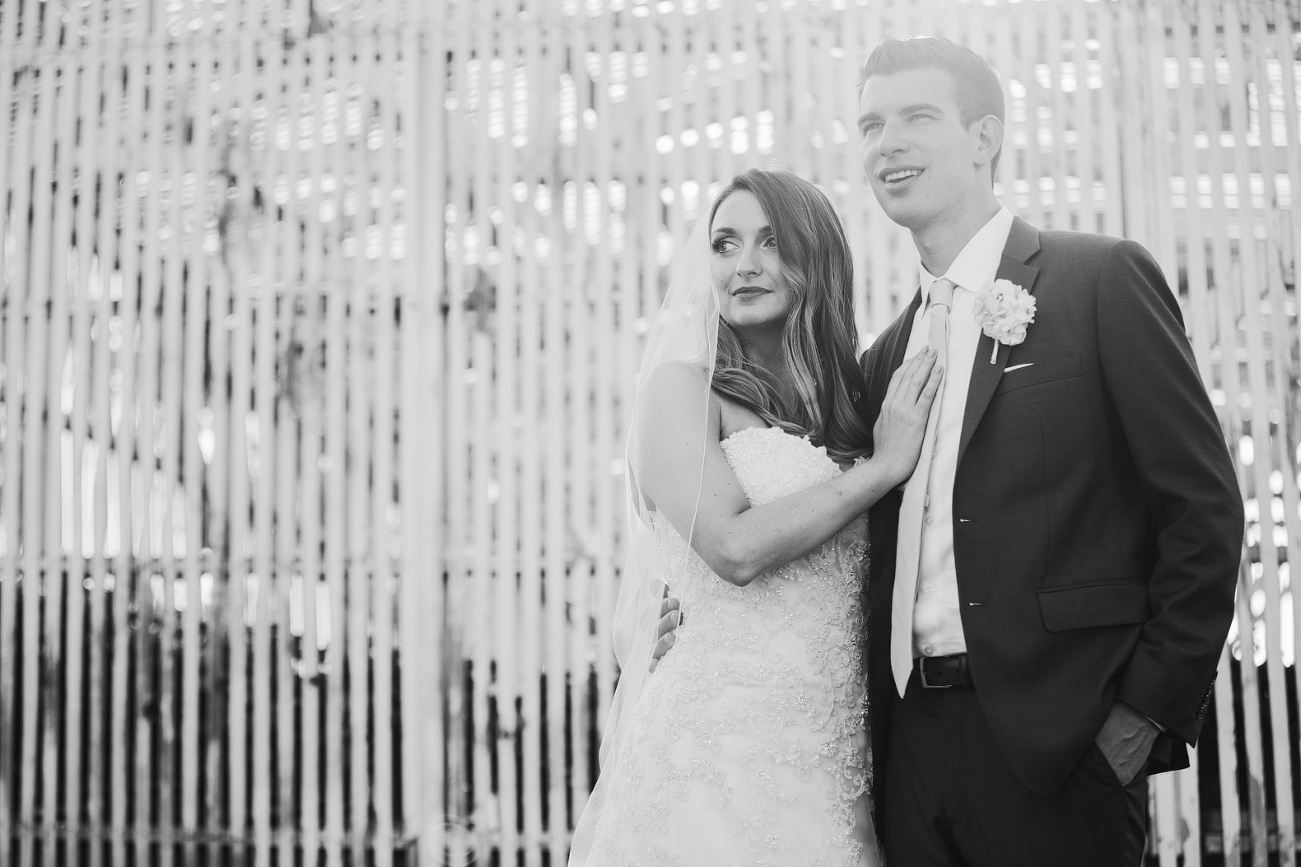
[642,360,710,401]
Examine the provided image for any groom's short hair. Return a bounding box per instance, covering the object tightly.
[858,37,1005,180]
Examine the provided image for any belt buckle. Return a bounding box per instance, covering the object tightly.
[918,658,952,689]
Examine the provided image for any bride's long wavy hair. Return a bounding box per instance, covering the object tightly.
[708,169,873,464]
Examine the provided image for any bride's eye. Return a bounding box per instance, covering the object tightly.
[711,237,736,254]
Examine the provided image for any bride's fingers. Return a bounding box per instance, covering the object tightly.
[896,350,936,404]
[659,595,680,621]
[657,608,681,638]
[886,350,928,405]
[916,363,943,406]
[910,350,937,391]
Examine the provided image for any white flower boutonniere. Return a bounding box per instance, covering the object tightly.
[972,279,1036,364]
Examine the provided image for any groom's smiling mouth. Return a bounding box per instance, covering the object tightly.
[880,166,924,186]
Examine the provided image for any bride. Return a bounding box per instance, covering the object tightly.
[569,169,940,866]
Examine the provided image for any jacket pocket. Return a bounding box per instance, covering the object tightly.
[1037,582,1149,632]
[995,353,1082,395]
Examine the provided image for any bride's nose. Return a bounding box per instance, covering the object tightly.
[736,243,762,277]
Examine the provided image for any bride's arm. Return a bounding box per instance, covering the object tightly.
[639,350,940,587]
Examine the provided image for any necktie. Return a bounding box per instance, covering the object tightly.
[890,277,955,696]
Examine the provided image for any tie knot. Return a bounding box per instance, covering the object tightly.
[929,277,955,309]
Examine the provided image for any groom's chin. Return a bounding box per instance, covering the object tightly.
[875,196,927,230]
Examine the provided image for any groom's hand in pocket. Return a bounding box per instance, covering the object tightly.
[1093,701,1159,785]
[650,596,682,672]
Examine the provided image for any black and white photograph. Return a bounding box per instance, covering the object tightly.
[0,1,1296,865]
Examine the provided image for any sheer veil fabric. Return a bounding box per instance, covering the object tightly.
[567,215,718,865]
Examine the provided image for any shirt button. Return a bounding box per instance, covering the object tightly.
[923,584,936,594]
[924,515,934,526]
[922,645,935,656]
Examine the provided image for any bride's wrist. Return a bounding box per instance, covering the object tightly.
[867,451,909,489]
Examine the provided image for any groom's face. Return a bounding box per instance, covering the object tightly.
[857,67,985,231]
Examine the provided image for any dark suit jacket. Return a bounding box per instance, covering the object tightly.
[860,217,1243,797]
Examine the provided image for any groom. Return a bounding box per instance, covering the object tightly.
[856,38,1242,864]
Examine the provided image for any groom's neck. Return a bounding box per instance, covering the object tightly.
[912,195,1002,277]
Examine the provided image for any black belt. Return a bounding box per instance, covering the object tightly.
[914,653,973,688]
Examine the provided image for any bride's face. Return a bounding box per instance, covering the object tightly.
[709,190,797,335]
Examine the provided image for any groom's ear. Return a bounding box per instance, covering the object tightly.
[971,114,1004,169]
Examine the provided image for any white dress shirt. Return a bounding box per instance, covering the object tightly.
[897,207,1015,659]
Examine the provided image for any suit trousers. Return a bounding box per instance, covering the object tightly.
[882,673,1148,866]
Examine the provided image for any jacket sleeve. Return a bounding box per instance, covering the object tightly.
[1095,239,1244,745]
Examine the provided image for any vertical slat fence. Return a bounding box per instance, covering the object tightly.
[0,1,1299,865]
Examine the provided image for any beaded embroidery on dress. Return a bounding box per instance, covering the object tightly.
[582,426,880,866]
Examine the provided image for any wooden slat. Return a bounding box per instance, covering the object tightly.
[222,0,263,851]
[200,4,239,849]
[465,1,497,854]
[398,11,444,862]
[178,18,215,860]
[369,24,399,867]
[1224,4,1297,863]
[272,35,309,863]
[61,6,108,853]
[0,0,26,844]
[541,12,572,842]
[563,0,595,818]
[587,0,620,793]
[248,21,288,866]
[130,18,174,859]
[18,18,62,866]
[83,7,129,861]
[492,2,523,860]
[30,9,82,865]
[440,2,474,857]
[297,28,332,867]
[321,30,352,867]
[153,25,194,867]
[343,26,376,861]
[107,5,149,862]
[1093,0,1124,238]
[513,6,545,863]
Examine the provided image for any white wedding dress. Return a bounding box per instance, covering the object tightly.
[583,426,881,866]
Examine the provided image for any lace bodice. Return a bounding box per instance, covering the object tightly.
[584,426,875,867]
[653,426,868,653]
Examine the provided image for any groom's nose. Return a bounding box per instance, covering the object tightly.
[876,119,908,156]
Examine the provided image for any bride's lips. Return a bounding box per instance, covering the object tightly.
[732,286,771,299]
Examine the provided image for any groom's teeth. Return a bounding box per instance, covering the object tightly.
[886,169,921,183]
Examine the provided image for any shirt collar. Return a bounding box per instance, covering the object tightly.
[919,207,1015,303]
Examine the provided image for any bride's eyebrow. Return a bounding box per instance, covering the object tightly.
[711,225,773,237]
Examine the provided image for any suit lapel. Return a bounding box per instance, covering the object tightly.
[956,217,1042,468]
[886,289,925,376]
